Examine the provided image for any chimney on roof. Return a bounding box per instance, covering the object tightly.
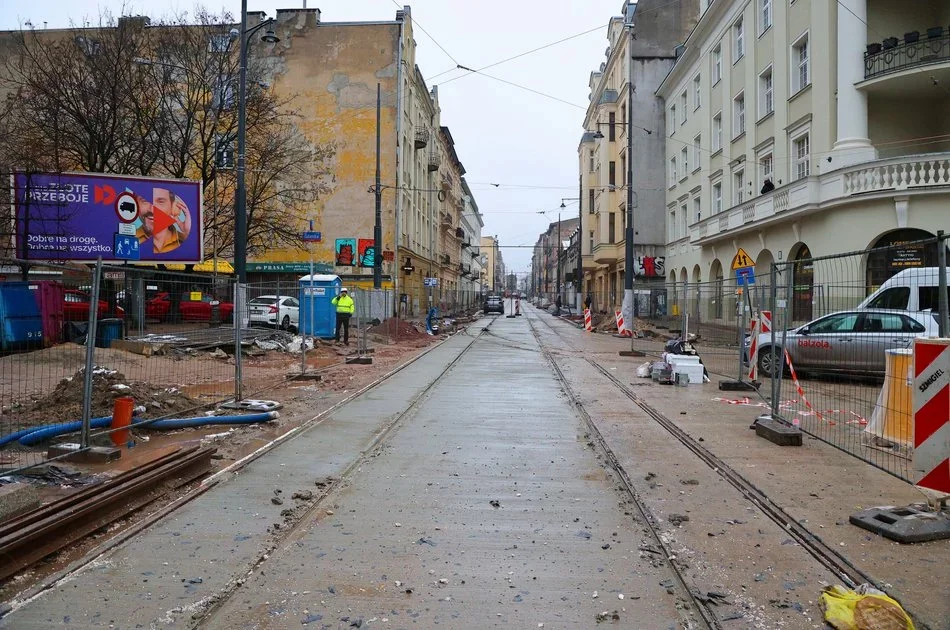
[276,8,321,27]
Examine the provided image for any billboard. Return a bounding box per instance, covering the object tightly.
[13,171,203,264]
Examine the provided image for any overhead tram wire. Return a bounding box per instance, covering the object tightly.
[388,0,460,66]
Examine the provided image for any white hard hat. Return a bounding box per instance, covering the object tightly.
[340,287,348,292]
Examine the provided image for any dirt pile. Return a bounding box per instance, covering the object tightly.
[13,366,200,428]
[367,318,429,341]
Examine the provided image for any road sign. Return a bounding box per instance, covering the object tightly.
[731,247,754,270]
[114,234,140,261]
[115,191,139,223]
[302,231,322,243]
[735,266,755,286]
[118,223,136,236]
[424,277,439,287]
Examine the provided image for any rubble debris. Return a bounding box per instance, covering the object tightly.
[668,513,690,526]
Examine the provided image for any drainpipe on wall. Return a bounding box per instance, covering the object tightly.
[393,17,404,317]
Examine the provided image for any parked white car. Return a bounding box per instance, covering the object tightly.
[754,309,939,377]
[248,295,299,331]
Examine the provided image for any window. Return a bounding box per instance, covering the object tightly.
[209,34,231,53]
[621,155,626,186]
[589,230,594,251]
[809,313,858,334]
[620,104,626,129]
[920,286,950,311]
[609,161,616,186]
[588,150,594,172]
[693,196,702,222]
[608,112,616,141]
[733,92,745,136]
[669,105,677,133]
[693,75,701,110]
[759,66,774,117]
[712,44,722,84]
[681,147,688,177]
[214,74,236,108]
[760,0,772,32]
[712,113,722,151]
[608,213,616,243]
[733,169,745,205]
[712,181,722,213]
[867,287,910,310]
[589,189,595,214]
[734,17,745,60]
[680,91,688,124]
[760,152,773,186]
[693,135,702,170]
[792,33,810,93]
[793,133,810,180]
[680,203,688,238]
[669,208,677,241]
[669,157,677,183]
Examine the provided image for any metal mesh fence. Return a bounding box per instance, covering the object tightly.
[765,234,948,482]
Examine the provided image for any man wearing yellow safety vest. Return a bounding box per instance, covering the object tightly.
[331,287,355,345]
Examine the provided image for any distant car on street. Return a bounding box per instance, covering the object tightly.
[144,292,234,323]
[753,308,939,377]
[483,295,504,315]
[248,295,299,330]
[63,289,124,321]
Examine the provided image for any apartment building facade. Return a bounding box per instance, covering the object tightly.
[480,235,504,294]
[657,0,950,321]
[0,5,480,316]
[578,0,700,313]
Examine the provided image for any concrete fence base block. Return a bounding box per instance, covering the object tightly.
[753,416,803,446]
[719,379,759,391]
[849,504,950,543]
[47,444,122,463]
[345,356,373,365]
[619,350,646,357]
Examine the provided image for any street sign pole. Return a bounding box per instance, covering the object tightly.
[719,249,759,392]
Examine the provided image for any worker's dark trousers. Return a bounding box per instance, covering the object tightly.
[335,313,351,344]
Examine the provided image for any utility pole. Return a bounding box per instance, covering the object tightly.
[622,19,636,335]
[373,83,382,289]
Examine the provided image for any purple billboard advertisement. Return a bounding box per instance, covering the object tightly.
[13,171,203,264]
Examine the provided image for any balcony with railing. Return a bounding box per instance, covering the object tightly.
[864,28,949,80]
[428,151,441,172]
[688,152,950,245]
[592,240,623,265]
[414,127,430,149]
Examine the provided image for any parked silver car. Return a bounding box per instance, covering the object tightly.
[754,309,939,377]
[248,295,299,330]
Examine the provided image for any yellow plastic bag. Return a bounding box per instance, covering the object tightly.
[820,584,914,630]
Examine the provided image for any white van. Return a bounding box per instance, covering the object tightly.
[858,267,949,312]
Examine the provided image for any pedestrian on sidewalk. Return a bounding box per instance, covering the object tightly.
[332,287,355,345]
[584,294,592,311]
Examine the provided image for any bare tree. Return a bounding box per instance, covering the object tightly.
[0,8,336,263]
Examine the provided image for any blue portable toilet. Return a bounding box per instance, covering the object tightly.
[298,274,342,338]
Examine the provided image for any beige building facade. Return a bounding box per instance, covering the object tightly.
[657,0,950,322]
[578,0,700,314]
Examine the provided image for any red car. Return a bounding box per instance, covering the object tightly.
[146,292,234,322]
[63,289,124,321]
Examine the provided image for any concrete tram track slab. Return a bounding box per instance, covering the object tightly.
[201,307,687,629]
[0,322,492,629]
[528,304,950,629]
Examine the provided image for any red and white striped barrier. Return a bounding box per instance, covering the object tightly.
[615,309,632,337]
[912,338,950,496]
[584,308,592,332]
[784,348,822,427]
[747,310,772,381]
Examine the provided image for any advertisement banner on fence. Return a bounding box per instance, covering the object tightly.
[13,171,203,264]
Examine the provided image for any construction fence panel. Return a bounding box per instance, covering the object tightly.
[766,234,949,482]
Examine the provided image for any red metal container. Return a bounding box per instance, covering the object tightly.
[27,280,65,346]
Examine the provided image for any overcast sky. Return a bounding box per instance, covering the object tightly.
[2,0,625,273]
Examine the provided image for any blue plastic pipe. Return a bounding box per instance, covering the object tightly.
[132,411,278,430]
[17,417,113,446]
[8,412,278,447]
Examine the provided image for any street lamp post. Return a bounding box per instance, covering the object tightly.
[234,3,280,284]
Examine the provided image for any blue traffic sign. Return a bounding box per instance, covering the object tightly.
[302,231,322,243]
[114,234,140,261]
[735,266,755,286]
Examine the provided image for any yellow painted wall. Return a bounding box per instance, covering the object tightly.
[249,12,400,275]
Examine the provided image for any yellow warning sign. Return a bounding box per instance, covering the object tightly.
[731,247,754,270]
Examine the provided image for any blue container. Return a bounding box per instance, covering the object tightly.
[96,318,123,348]
[0,282,44,351]
[298,274,342,338]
